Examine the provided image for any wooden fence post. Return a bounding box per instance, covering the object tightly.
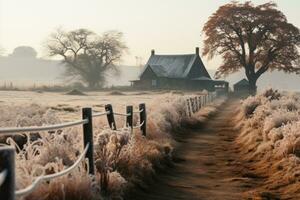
[190,98,194,113]
[105,104,117,130]
[198,96,202,110]
[186,99,192,117]
[139,103,147,136]
[0,146,15,200]
[195,97,198,112]
[82,108,95,175]
[126,105,133,129]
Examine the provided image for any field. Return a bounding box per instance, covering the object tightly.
[2,89,300,199]
[0,90,224,200]
[0,90,176,121]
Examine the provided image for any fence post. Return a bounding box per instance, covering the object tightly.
[186,99,192,117]
[139,103,147,136]
[105,104,116,130]
[82,108,95,175]
[0,146,15,200]
[190,98,194,113]
[126,105,133,129]
[195,96,198,112]
[198,96,202,110]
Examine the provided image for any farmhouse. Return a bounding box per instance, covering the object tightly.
[131,48,227,91]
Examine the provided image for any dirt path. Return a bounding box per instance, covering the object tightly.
[125,100,263,200]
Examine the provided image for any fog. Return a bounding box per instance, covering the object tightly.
[0,46,299,91]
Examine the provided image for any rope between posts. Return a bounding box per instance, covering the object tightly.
[93,111,110,117]
[0,170,7,188]
[15,143,90,197]
[114,112,131,117]
[0,119,88,135]
[133,109,143,114]
[132,121,145,129]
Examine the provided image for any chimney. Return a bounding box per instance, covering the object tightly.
[195,47,199,55]
[151,49,155,56]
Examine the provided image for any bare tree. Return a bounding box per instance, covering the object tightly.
[46,28,127,88]
[202,2,300,94]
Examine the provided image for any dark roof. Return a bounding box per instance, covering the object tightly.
[140,54,198,78]
[234,79,249,86]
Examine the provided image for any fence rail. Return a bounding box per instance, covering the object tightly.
[0,119,88,135]
[15,143,90,197]
[0,92,217,200]
[0,170,7,187]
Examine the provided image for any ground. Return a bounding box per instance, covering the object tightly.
[126,99,266,200]
[0,90,189,121]
[2,91,298,199]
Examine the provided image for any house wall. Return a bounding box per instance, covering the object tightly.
[187,56,211,79]
[133,78,215,91]
[234,85,249,92]
[140,66,157,80]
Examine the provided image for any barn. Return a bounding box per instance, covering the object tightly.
[131,47,226,91]
[233,79,250,94]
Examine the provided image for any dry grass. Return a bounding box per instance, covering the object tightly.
[0,91,224,200]
[234,89,300,199]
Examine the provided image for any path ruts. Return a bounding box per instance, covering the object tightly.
[125,100,261,200]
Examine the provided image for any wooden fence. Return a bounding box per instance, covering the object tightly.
[0,92,216,200]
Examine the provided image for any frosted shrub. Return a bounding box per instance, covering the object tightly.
[263,110,299,134]
[94,129,130,193]
[236,89,300,194]
[241,96,262,118]
[273,121,300,157]
[117,130,166,182]
[10,130,82,190]
[158,97,187,132]
[283,99,299,112]
[0,104,60,127]
[106,171,127,199]
[35,130,81,166]
[0,104,61,147]
[262,88,281,100]
[24,164,99,200]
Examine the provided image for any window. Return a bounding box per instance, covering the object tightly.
[151,79,157,87]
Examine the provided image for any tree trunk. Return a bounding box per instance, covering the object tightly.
[248,76,257,95]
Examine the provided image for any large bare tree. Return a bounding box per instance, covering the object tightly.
[46,28,127,88]
[202,2,300,94]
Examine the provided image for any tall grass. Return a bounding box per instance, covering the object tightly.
[235,89,300,197]
[0,93,225,200]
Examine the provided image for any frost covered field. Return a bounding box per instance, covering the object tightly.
[0,91,173,121]
[235,90,300,198]
[0,90,223,200]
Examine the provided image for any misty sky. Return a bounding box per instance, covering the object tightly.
[0,0,299,69]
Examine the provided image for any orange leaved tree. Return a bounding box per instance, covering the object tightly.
[202,2,300,94]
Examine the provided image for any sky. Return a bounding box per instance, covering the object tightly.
[0,0,300,69]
